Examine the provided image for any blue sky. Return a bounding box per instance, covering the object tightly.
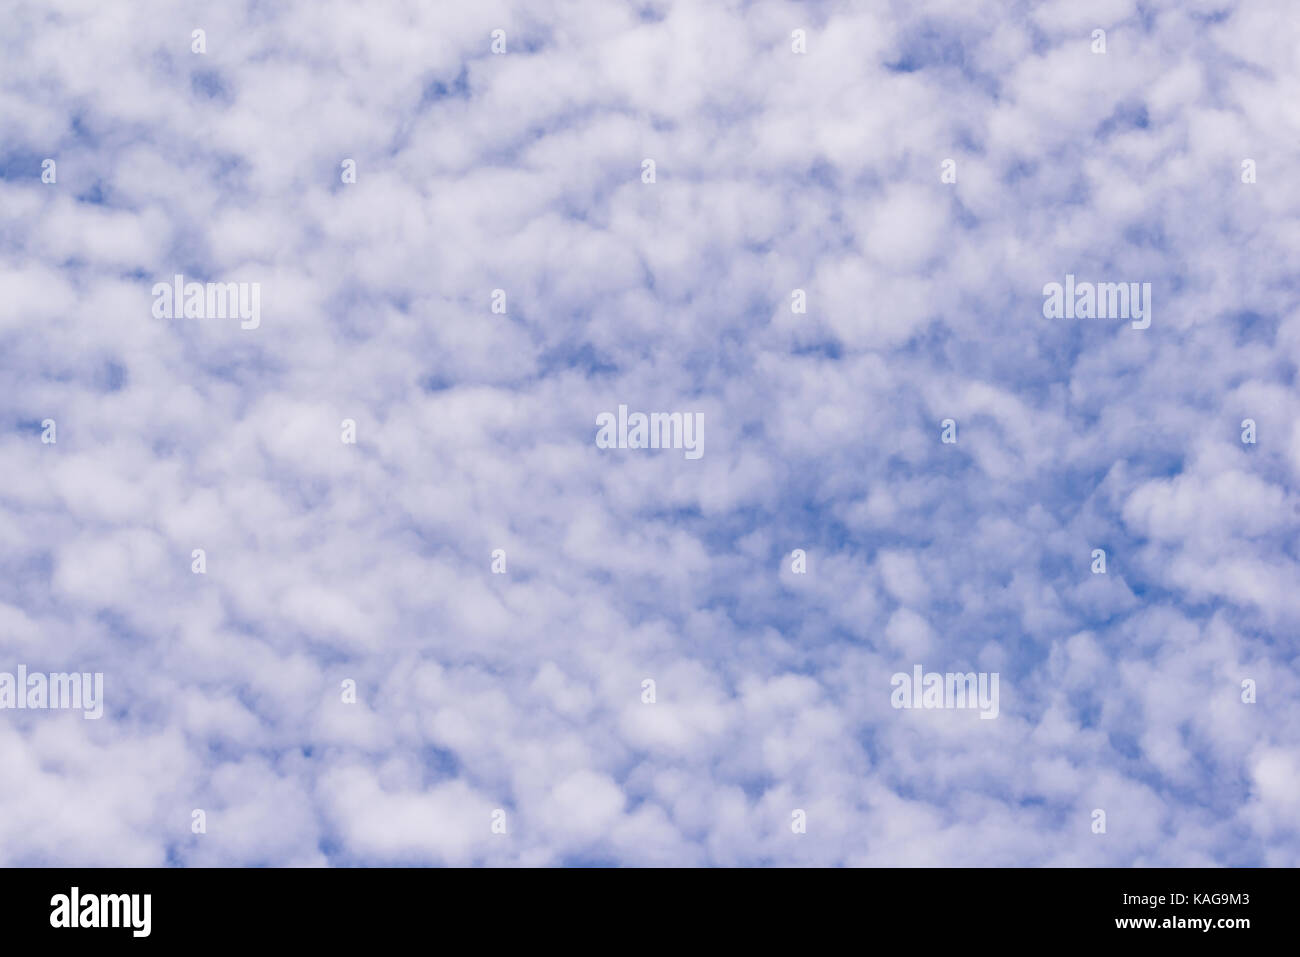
[0,0,1297,866]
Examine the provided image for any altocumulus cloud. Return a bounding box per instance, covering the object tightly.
[0,0,1297,866]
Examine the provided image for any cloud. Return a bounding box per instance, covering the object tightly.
[0,0,1296,866]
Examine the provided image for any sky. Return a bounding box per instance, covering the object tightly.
[0,0,1298,866]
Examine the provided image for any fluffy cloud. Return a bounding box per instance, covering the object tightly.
[0,0,1296,865]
